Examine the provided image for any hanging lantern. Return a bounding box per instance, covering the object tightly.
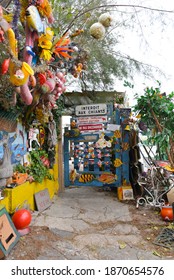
[89,22,105,39]
[98,13,112,27]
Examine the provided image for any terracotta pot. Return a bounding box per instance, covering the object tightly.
[160,206,174,221]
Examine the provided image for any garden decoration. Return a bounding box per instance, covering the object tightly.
[28,125,40,151]
[0,130,17,182]
[0,143,13,179]
[160,205,174,221]
[136,165,174,209]
[95,132,112,148]
[69,169,77,184]
[0,0,104,184]
[90,13,112,40]
[97,173,117,184]
[78,173,95,183]
[12,208,32,230]
[0,1,86,112]
[47,114,57,151]
[12,171,28,185]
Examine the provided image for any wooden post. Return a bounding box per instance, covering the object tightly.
[58,117,65,193]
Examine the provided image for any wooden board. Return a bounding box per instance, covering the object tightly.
[0,207,20,256]
[34,188,51,212]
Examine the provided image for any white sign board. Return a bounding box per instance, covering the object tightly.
[107,124,121,131]
[75,104,107,116]
[77,116,108,124]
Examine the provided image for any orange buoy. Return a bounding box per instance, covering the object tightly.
[160,206,174,221]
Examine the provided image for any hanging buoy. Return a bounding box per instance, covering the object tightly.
[98,13,112,27]
[89,22,105,40]
[1,58,10,74]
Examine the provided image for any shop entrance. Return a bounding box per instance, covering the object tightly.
[63,106,131,188]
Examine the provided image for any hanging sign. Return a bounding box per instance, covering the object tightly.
[77,115,108,124]
[75,104,107,116]
[78,123,103,132]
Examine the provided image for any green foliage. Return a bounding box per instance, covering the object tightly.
[52,95,65,136]
[13,164,27,174]
[123,80,134,89]
[14,150,54,183]
[133,82,174,161]
[50,0,138,91]
[28,150,54,183]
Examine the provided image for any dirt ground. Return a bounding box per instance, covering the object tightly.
[129,203,174,258]
[4,198,174,260]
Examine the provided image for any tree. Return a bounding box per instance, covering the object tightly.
[133,82,174,168]
[49,0,174,92]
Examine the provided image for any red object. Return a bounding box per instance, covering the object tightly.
[40,155,50,168]
[37,73,46,85]
[1,58,10,74]
[160,206,174,221]
[78,123,103,132]
[12,209,32,230]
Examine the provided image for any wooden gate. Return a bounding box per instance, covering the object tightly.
[64,107,131,188]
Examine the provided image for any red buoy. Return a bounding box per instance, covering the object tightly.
[12,209,32,230]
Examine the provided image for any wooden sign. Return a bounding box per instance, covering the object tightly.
[0,206,20,257]
[34,188,51,212]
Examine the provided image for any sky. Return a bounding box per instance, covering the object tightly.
[63,0,174,124]
[113,0,174,105]
[65,0,174,108]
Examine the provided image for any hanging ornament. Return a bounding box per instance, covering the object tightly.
[98,13,112,27]
[89,22,105,40]
[114,158,123,168]
[1,58,10,74]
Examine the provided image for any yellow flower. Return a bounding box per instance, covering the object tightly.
[38,28,54,50]
[40,49,52,61]
[38,35,52,50]
[45,28,54,40]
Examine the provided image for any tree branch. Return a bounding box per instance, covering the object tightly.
[111,50,165,75]
[63,4,174,34]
